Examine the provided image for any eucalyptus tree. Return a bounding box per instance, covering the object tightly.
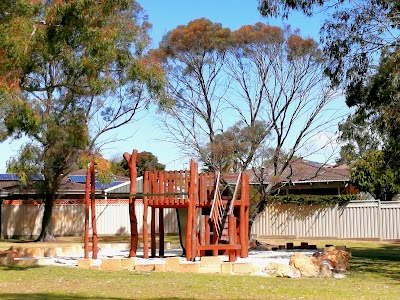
[151,18,231,169]
[0,0,164,240]
[258,0,400,88]
[227,24,341,196]
[223,24,342,225]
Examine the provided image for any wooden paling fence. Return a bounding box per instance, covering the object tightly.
[250,200,400,240]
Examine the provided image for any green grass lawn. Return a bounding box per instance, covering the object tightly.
[1,238,399,300]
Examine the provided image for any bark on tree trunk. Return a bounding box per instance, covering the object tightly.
[123,150,138,257]
[36,194,55,241]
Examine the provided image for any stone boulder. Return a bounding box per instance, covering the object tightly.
[319,263,333,278]
[289,252,321,277]
[249,239,278,251]
[0,246,23,265]
[264,262,300,278]
[318,249,351,272]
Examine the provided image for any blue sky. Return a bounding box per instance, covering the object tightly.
[0,1,340,172]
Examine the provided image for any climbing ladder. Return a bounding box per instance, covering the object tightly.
[209,171,241,241]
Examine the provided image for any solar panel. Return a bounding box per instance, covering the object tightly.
[29,174,45,181]
[95,181,123,189]
[0,174,19,181]
[69,175,87,183]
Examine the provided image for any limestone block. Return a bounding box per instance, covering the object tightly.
[61,247,75,256]
[233,262,254,274]
[44,248,56,257]
[101,258,122,271]
[78,259,96,269]
[179,262,200,273]
[135,264,155,272]
[89,265,101,270]
[11,258,39,266]
[24,248,44,257]
[200,256,223,267]
[165,257,182,272]
[64,245,82,256]
[221,262,233,274]
[121,258,137,270]
[9,246,24,255]
[36,258,52,266]
[264,262,300,278]
[199,265,221,274]
[54,247,64,257]
[154,263,166,272]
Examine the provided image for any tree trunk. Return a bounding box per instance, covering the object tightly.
[123,150,138,257]
[36,194,55,241]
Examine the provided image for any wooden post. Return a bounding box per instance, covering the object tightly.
[151,207,156,257]
[143,171,149,258]
[159,208,164,257]
[159,172,165,257]
[204,215,210,245]
[228,214,236,262]
[90,158,98,259]
[123,149,138,257]
[191,161,198,261]
[186,160,195,261]
[239,172,249,258]
[84,166,90,259]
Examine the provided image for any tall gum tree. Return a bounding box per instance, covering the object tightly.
[0,0,164,241]
[225,24,342,224]
[150,18,232,169]
[258,1,400,190]
[257,0,400,88]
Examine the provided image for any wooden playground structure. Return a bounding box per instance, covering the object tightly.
[84,149,250,262]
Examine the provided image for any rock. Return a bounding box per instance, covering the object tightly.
[249,239,278,251]
[289,252,321,277]
[319,264,333,278]
[0,247,23,265]
[319,249,351,272]
[264,262,300,278]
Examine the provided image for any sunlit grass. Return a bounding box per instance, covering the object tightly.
[1,237,400,299]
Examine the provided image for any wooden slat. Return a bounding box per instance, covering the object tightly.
[196,244,241,250]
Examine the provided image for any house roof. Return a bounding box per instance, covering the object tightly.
[0,170,131,197]
[246,159,350,185]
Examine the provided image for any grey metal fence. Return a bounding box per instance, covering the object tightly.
[0,202,179,238]
[2,199,400,240]
[250,200,400,240]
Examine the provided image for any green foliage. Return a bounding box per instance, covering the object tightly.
[258,0,400,88]
[337,112,381,165]
[136,151,165,177]
[350,150,400,201]
[202,121,269,172]
[110,151,165,177]
[0,0,163,240]
[266,194,358,206]
[6,143,42,186]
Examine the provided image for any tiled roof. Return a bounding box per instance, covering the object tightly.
[245,159,350,184]
[0,170,130,196]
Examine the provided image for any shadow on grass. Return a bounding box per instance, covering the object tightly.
[0,265,44,271]
[0,295,195,300]
[349,244,400,281]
